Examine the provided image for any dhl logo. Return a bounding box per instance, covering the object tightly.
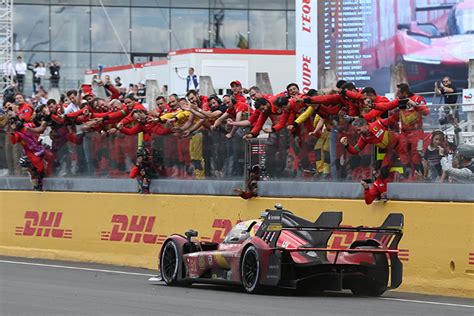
[15,211,72,239]
[100,215,166,244]
[210,219,242,243]
[469,252,474,265]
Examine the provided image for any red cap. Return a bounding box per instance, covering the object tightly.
[82,92,95,99]
[230,80,242,87]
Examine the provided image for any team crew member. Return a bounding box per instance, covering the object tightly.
[9,118,51,190]
[371,83,429,177]
[15,93,34,122]
[361,161,390,205]
[340,117,399,178]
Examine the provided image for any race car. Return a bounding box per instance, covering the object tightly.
[158,205,404,295]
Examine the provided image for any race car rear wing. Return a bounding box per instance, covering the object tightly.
[256,208,404,289]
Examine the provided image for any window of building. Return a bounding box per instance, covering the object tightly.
[51,52,91,89]
[249,0,286,10]
[287,11,295,50]
[51,6,91,52]
[170,9,209,50]
[210,10,248,49]
[131,0,170,6]
[91,7,130,52]
[210,0,248,9]
[132,8,170,53]
[91,53,131,69]
[171,0,211,8]
[13,5,50,51]
[249,11,286,49]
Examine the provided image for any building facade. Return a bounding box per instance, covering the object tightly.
[13,0,296,94]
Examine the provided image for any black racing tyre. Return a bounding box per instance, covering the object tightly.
[350,246,387,297]
[241,246,263,294]
[160,240,180,285]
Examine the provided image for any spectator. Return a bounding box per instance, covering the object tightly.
[49,60,61,88]
[441,144,474,183]
[435,76,458,105]
[175,67,199,92]
[114,76,122,87]
[1,60,15,87]
[422,130,445,182]
[137,82,146,104]
[14,56,27,93]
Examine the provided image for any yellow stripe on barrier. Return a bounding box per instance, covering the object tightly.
[0,191,472,298]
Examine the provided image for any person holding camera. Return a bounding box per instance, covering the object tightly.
[370,83,429,178]
[440,144,474,183]
[435,76,457,105]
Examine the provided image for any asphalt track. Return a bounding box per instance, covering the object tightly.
[1,256,473,316]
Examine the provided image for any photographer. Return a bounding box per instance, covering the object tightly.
[129,147,155,194]
[440,144,474,183]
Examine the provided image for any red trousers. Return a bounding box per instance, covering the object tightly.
[399,130,423,166]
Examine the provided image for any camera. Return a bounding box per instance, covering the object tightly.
[398,99,409,109]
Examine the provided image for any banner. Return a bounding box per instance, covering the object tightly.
[295,0,318,93]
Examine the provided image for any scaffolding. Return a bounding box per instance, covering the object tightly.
[0,0,13,94]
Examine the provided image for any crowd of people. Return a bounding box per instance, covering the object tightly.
[1,57,61,93]
[1,67,473,200]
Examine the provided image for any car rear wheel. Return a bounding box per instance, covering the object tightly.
[241,246,262,294]
[160,240,180,285]
[350,246,387,297]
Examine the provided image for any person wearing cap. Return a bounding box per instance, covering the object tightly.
[175,67,199,92]
[230,80,248,106]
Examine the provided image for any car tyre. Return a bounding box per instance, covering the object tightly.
[160,240,180,285]
[241,246,263,294]
[350,246,387,297]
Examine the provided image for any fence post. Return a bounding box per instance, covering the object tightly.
[469,59,474,89]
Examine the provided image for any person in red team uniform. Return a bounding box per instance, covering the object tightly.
[371,83,429,178]
[9,117,52,190]
[340,117,399,179]
[14,93,34,122]
[361,160,393,205]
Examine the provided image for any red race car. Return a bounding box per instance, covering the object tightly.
[158,205,404,295]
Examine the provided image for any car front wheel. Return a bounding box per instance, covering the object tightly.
[160,240,180,285]
[241,246,263,294]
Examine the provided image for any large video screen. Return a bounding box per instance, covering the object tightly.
[318,0,474,93]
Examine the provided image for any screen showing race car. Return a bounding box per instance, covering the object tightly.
[318,0,474,93]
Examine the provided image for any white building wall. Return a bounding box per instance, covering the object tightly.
[85,49,296,96]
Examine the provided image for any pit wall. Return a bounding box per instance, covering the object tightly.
[0,191,472,298]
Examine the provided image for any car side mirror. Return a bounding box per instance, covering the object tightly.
[185,230,198,240]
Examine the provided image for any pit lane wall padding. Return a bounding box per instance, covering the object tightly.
[0,191,472,298]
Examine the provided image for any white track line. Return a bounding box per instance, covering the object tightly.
[379,298,474,309]
[1,259,473,309]
[0,259,156,277]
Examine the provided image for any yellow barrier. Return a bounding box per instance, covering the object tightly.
[0,191,473,298]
